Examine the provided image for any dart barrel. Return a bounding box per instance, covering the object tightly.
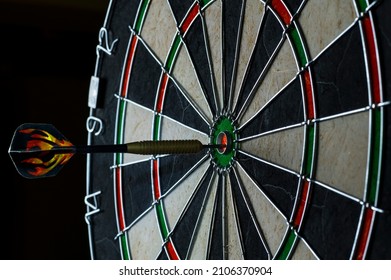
[126,140,204,155]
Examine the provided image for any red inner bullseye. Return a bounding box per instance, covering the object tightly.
[217,131,229,154]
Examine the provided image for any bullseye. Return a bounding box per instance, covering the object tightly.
[210,116,237,170]
[216,131,232,155]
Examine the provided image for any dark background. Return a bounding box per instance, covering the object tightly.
[1,0,107,259]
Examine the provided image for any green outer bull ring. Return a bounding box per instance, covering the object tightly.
[210,116,238,172]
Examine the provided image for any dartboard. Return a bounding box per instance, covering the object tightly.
[85,0,391,260]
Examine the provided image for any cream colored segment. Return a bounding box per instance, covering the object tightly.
[188,174,218,259]
[172,41,213,123]
[232,0,265,111]
[299,0,356,59]
[240,125,305,173]
[290,239,317,260]
[162,160,210,240]
[123,102,154,164]
[127,209,162,259]
[204,1,223,111]
[226,175,244,260]
[316,112,369,199]
[159,115,209,143]
[236,164,287,256]
[240,39,297,125]
[140,0,177,63]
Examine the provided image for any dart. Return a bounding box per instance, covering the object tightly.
[9,123,223,179]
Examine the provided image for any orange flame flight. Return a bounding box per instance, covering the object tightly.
[19,128,74,177]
